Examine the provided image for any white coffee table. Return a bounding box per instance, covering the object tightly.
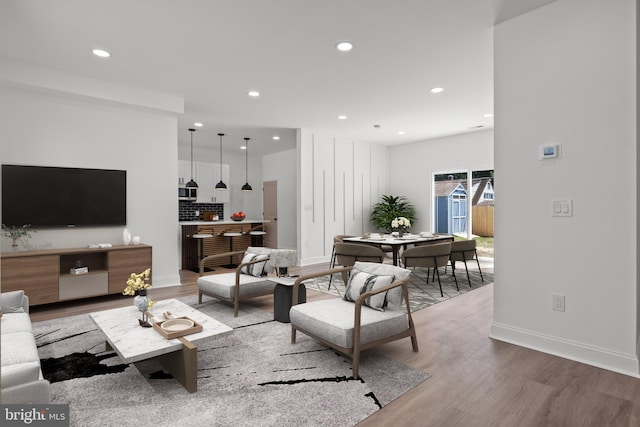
[89,298,232,392]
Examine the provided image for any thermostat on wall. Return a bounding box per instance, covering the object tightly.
[540,144,560,159]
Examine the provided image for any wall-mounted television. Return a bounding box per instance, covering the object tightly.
[2,165,127,228]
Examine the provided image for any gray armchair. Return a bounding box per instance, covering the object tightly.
[289,262,418,379]
[197,247,275,317]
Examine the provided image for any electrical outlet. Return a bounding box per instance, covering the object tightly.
[552,294,565,312]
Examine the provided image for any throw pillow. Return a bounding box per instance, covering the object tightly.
[0,290,25,313]
[246,247,275,274]
[343,269,395,311]
[239,252,269,277]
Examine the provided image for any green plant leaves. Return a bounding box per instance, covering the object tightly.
[370,195,416,233]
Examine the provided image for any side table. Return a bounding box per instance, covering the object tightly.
[268,276,307,323]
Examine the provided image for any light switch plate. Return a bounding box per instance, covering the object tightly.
[552,200,573,217]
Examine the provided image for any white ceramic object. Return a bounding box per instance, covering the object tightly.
[131,236,141,245]
[122,228,132,245]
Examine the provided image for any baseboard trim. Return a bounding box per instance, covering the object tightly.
[490,321,640,378]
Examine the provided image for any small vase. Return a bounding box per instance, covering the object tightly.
[123,228,132,245]
[11,242,18,253]
[134,290,151,327]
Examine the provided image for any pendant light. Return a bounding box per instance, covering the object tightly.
[241,137,253,192]
[215,133,227,190]
[186,128,198,189]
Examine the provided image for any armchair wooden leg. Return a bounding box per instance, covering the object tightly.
[352,353,360,379]
[233,300,239,317]
[410,333,419,352]
[198,292,202,304]
[291,327,297,344]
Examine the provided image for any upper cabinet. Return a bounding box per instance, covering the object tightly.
[212,164,230,203]
[178,160,193,185]
[179,160,230,204]
[195,162,215,203]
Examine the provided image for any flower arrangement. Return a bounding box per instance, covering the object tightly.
[123,268,155,326]
[1,224,36,252]
[122,268,153,296]
[391,217,411,234]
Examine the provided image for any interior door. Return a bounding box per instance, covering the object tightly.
[263,180,278,248]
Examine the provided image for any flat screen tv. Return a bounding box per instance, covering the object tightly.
[2,165,127,228]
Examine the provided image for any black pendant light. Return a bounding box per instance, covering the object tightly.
[241,137,253,192]
[186,128,198,189]
[215,133,227,190]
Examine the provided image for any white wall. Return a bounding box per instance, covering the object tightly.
[297,130,389,265]
[0,72,182,287]
[492,0,638,375]
[388,130,494,232]
[262,149,297,249]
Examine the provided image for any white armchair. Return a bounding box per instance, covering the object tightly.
[289,262,418,379]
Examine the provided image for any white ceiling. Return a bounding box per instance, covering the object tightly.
[0,0,556,156]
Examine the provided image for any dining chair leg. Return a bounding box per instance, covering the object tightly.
[462,252,472,287]
[434,266,444,297]
[475,249,484,282]
[328,245,336,289]
[452,264,459,291]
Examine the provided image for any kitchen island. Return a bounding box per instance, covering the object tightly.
[180,220,265,271]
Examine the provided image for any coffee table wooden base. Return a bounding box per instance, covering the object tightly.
[157,337,198,393]
[105,336,198,393]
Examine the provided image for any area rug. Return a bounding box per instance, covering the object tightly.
[34,296,430,427]
[305,266,492,312]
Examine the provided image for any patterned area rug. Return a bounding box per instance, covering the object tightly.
[305,265,493,312]
[34,296,429,427]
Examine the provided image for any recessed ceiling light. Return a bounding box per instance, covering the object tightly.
[337,115,347,120]
[336,41,354,52]
[398,131,406,135]
[240,146,247,150]
[194,122,203,127]
[430,87,444,93]
[92,49,111,58]
[247,90,260,97]
[373,124,381,128]
[483,113,494,118]
[272,136,280,140]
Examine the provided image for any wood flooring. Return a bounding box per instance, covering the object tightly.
[28,264,640,426]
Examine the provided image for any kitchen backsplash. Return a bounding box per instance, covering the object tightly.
[179,201,224,221]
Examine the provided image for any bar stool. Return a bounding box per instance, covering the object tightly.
[246,225,267,246]
[192,231,213,272]
[220,228,243,268]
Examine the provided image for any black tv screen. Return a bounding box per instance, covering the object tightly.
[2,165,127,228]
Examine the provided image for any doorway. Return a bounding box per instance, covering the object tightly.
[263,180,277,248]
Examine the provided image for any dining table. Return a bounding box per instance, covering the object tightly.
[344,233,454,266]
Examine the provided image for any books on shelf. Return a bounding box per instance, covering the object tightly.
[70,267,89,275]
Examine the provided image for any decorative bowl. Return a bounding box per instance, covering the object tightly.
[161,318,194,331]
[231,217,245,222]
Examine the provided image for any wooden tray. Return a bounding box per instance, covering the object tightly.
[153,316,203,340]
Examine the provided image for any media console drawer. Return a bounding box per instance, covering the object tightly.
[59,272,109,300]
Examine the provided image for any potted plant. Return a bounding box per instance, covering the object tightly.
[370,195,416,233]
[1,224,36,252]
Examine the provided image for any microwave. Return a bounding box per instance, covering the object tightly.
[179,186,197,201]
